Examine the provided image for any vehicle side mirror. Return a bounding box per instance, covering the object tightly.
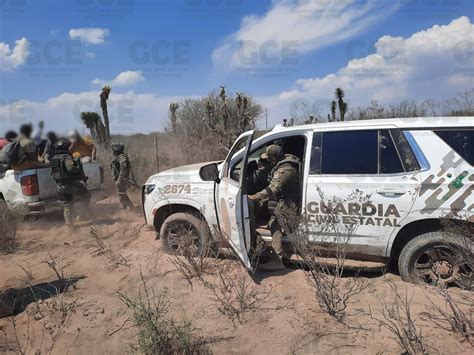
[199,163,220,183]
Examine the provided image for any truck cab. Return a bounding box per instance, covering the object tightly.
[143,117,473,288]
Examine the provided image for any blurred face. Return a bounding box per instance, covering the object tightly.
[269,157,279,167]
[21,127,32,138]
[68,134,78,143]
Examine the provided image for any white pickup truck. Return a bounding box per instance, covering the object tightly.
[0,163,106,215]
[143,117,473,288]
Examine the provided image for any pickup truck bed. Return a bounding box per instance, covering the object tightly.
[0,163,106,215]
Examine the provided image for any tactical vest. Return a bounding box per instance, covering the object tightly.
[51,153,84,184]
[270,154,301,205]
[111,154,130,180]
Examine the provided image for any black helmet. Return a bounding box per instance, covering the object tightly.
[54,138,71,152]
[5,130,18,141]
[111,142,125,154]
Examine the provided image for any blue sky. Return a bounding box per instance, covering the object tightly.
[0,0,473,134]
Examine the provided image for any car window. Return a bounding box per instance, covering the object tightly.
[224,136,250,178]
[230,145,266,182]
[391,130,420,172]
[434,130,474,165]
[380,130,404,174]
[320,130,378,174]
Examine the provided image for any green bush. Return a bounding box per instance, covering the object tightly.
[118,274,211,354]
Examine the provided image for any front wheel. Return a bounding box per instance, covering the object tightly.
[160,212,211,257]
[398,231,473,289]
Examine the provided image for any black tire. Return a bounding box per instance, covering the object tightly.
[160,212,211,257]
[398,231,473,289]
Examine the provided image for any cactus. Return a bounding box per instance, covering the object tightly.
[335,88,347,121]
[169,103,179,133]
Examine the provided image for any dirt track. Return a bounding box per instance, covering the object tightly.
[0,198,472,354]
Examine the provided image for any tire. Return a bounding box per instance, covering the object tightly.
[398,231,473,289]
[160,212,211,257]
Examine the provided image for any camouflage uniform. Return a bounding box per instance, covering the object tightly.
[9,135,39,170]
[51,140,91,227]
[17,136,37,162]
[111,144,134,210]
[251,153,300,257]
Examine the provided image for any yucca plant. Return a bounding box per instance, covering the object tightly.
[335,88,347,121]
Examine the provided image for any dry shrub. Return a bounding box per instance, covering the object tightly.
[118,272,210,355]
[0,204,20,253]
[42,251,68,281]
[422,287,473,345]
[371,280,427,355]
[276,190,369,321]
[200,262,271,325]
[164,220,270,325]
[167,224,219,288]
[89,225,130,269]
[146,247,167,278]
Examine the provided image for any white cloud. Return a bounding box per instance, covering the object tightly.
[85,52,96,59]
[0,37,30,71]
[92,70,145,87]
[212,0,398,71]
[69,28,109,44]
[262,16,474,125]
[0,91,180,135]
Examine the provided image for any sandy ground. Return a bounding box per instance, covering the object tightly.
[0,198,472,355]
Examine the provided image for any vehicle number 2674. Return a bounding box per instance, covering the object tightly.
[162,184,192,194]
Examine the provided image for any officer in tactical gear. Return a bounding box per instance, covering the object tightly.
[111,143,134,210]
[50,139,91,228]
[249,144,301,271]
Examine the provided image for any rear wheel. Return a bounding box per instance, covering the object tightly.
[398,231,473,289]
[160,212,211,257]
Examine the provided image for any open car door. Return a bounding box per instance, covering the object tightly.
[216,130,255,271]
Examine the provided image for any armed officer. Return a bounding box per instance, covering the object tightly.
[111,143,134,210]
[50,139,91,228]
[249,144,301,271]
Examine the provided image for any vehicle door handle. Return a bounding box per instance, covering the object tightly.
[377,190,406,197]
[228,197,235,207]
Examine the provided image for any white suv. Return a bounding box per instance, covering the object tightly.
[143,117,473,287]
